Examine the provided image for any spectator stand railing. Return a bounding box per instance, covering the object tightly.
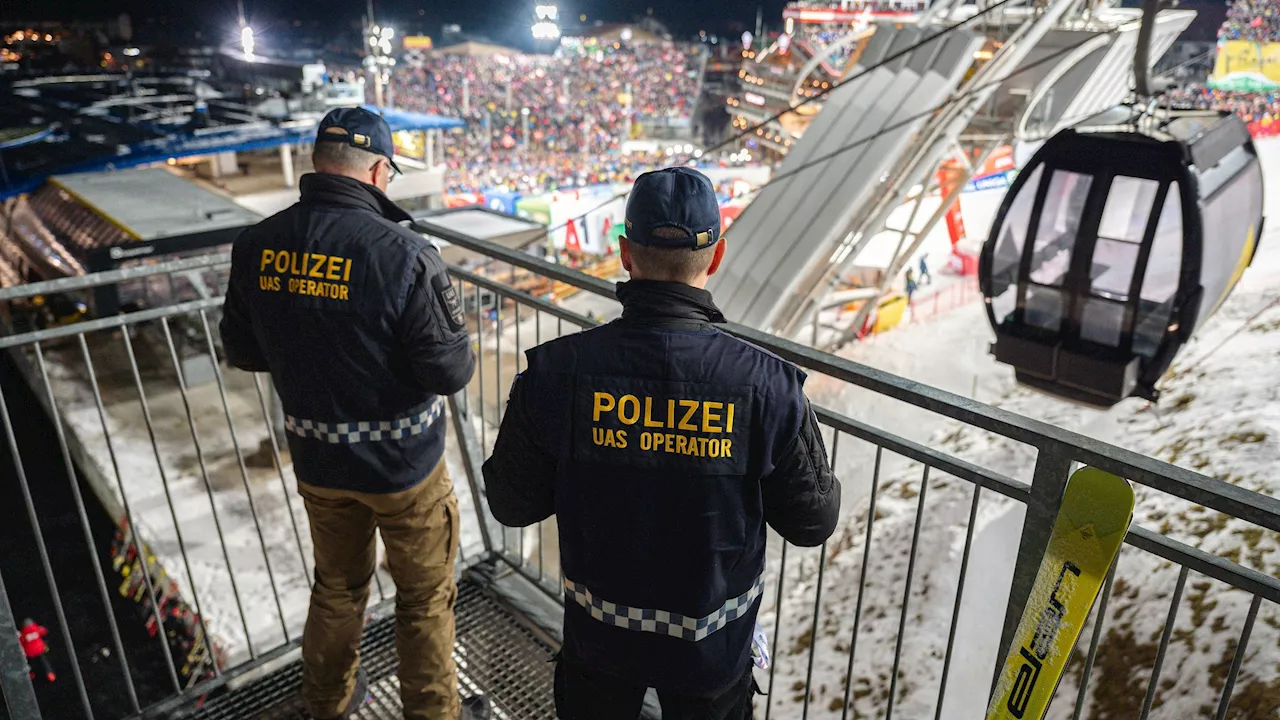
[0,224,1275,719]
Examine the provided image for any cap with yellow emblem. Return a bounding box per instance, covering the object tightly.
[314,107,402,174]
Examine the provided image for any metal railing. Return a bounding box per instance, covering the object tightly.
[416,222,1280,720]
[0,228,1276,720]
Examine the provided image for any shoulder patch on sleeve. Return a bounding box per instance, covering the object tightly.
[431,273,466,332]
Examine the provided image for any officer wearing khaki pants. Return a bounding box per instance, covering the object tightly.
[220,107,487,720]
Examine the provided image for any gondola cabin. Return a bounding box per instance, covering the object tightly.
[979,106,1264,406]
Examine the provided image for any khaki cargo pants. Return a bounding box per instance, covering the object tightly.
[298,460,461,720]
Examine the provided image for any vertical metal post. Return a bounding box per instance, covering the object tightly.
[1072,562,1118,719]
[885,466,930,720]
[0,567,42,719]
[1214,595,1262,720]
[158,319,257,658]
[935,483,983,719]
[762,542,788,720]
[841,445,882,720]
[801,432,837,720]
[32,345,140,711]
[494,298,507,553]
[119,329,218,679]
[196,310,291,643]
[79,335,182,693]
[1139,566,1188,719]
[448,392,495,555]
[250,374,311,589]
[992,445,1073,701]
[476,285,487,450]
[0,381,97,718]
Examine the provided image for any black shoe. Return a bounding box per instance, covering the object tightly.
[461,694,491,720]
[315,669,368,720]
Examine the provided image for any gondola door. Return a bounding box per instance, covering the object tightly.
[990,137,1193,404]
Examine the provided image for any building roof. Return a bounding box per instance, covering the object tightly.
[49,168,261,241]
[0,75,462,200]
[413,206,547,267]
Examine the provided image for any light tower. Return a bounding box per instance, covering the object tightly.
[238,0,255,60]
[363,0,396,108]
[532,4,561,42]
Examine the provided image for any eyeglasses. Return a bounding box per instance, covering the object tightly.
[370,158,401,183]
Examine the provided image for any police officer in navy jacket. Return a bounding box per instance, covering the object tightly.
[483,167,841,719]
[221,108,485,720]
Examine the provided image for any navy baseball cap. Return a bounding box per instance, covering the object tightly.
[625,167,721,250]
[315,107,401,173]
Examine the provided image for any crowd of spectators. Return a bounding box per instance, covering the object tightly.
[391,42,705,194]
[1166,85,1280,136]
[1219,0,1280,42]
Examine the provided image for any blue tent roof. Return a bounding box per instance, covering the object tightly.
[361,106,466,132]
[1,107,464,200]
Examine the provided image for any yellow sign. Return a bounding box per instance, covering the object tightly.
[403,35,433,50]
[1213,41,1280,82]
[393,130,425,160]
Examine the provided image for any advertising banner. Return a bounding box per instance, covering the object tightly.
[516,196,552,226]
[720,203,746,232]
[443,192,484,208]
[1213,41,1280,83]
[548,186,626,255]
[935,145,1014,248]
[484,190,522,216]
[393,130,425,160]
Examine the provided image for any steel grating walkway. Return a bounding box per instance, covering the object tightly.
[184,580,557,720]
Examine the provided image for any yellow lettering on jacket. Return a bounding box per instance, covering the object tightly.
[587,391,739,459]
[256,249,355,302]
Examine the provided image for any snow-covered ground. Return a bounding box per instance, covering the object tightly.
[757,141,1280,719]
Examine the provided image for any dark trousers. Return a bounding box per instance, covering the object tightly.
[554,656,756,720]
[29,653,54,681]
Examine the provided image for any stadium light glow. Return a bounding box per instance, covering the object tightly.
[532,21,561,40]
[123,47,141,56]
[240,25,255,60]
[535,4,559,21]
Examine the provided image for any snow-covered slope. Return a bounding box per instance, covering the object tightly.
[758,141,1280,719]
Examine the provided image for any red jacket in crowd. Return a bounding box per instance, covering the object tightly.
[18,621,48,659]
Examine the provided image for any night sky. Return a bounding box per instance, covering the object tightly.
[23,0,792,47]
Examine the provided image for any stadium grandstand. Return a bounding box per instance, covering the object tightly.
[1167,0,1280,138]
[726,1,935,159]
[390,35,709,195]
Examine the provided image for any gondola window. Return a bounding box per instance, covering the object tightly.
[1133,186,1183,357]
[990,166,1043,324]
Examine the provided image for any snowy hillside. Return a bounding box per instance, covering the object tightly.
[758,141,1280,719]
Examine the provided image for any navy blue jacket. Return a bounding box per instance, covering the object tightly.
[220,173,474,493]
[482,280,840,693]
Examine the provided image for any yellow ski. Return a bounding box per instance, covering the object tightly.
[987,467,1135,720]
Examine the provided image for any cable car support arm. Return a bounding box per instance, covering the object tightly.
[1132,0,1161,98]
